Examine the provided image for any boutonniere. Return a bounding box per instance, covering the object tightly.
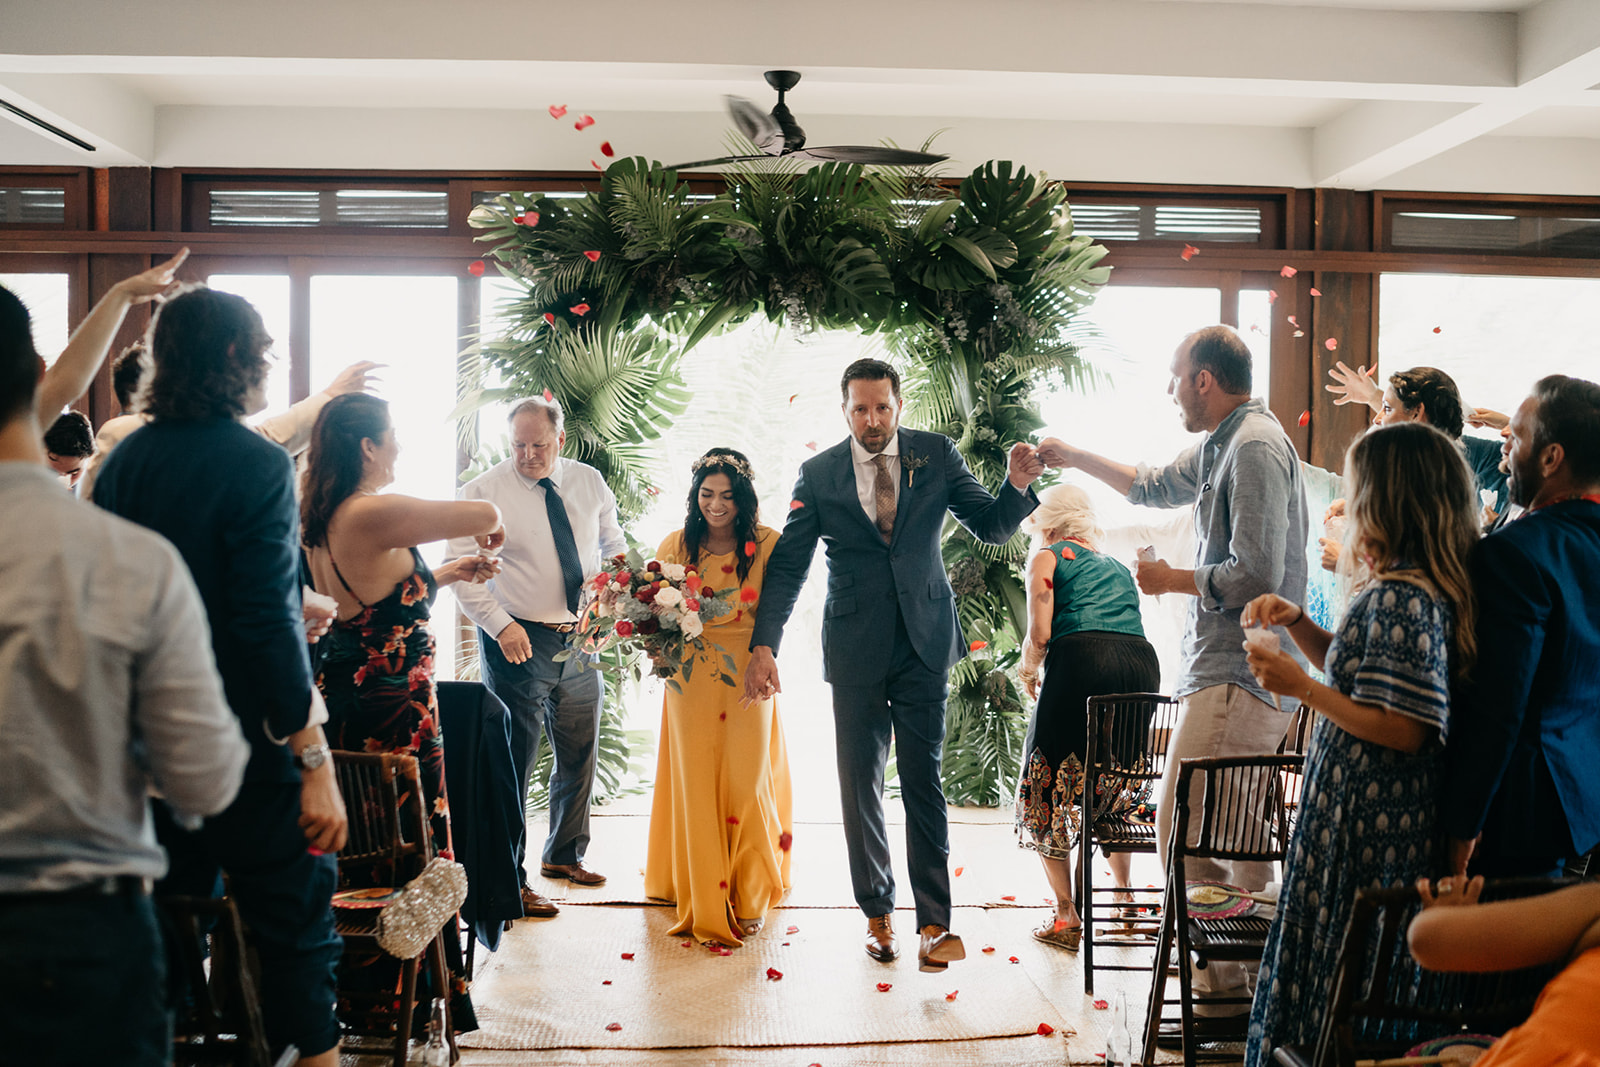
[903,452,930,487]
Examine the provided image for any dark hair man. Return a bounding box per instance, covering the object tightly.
[0,283,248,1066]
[1444,374,1600,879]
[43,409,94,489]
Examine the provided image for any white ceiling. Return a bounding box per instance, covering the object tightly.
[4,0,1600,194]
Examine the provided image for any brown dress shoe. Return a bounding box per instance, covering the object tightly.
[520,886,560,918]
[918,924,966,972]
[865,914,898,962]
[540,861,607,887]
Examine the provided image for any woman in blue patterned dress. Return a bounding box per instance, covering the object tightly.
[1237,421,1481,1063]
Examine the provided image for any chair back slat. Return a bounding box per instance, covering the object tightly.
[1179,754,1301,863]
[332,751,430,885]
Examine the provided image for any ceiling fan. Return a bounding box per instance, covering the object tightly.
[669,70,949,171]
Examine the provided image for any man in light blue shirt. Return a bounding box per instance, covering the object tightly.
[1041,324,1307,895]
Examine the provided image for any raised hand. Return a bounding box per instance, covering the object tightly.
[321,360,383,397]
[1035,437,1076,469]
[1007,442,1045,489]
[111,248,190,305]
[1325,361,1381,411]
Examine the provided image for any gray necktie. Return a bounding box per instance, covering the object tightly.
[873,454,895,542]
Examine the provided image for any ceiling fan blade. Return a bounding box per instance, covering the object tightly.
[725,96,784,153]
[664,154,770,171]
[790,145,949,166]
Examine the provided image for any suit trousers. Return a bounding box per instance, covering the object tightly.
[830,609,954,931]
[479,621,602,874]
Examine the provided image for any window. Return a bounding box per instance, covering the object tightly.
[1381,198,1600,258]
[0,273,70,365]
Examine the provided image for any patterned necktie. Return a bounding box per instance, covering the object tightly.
[539,477,583,614]
[872,454,896,542]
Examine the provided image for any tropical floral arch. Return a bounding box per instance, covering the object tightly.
[463,157,1110,806]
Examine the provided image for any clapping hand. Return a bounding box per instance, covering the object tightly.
[1325,361,1381,410]
[1007,442,1045,489]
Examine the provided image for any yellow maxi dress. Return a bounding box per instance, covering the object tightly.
[643,525,794,946]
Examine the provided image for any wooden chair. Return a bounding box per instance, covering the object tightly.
[1272,877,1572,1067]
[1142,754,1303,1066]
[163,893,283,1067]
[331,751,458,1067]
[1078,692,1182,996]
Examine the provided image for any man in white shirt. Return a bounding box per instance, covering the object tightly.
[450,397,627,916]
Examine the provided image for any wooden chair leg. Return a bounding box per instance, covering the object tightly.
[393,956,420,1067]
[1142,878,1177,1066]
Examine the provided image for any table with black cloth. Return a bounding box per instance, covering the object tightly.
[436,681,526,952]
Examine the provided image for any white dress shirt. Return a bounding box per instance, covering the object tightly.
[849,432,901,525]
[449,456,627,637]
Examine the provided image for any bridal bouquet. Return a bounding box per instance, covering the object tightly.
[562,553,741,689]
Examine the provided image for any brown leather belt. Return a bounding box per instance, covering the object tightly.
[529,620,578,633]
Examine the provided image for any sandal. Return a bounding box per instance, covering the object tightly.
[1032,919,1081,952]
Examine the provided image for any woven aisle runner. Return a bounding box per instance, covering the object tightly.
[458,905,1066,1050]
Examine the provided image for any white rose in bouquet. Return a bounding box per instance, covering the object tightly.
[682,612,704,639]
[660,562,687,582]
[655,586,684,610]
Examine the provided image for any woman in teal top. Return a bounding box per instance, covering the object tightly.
[1015,484,1159,951]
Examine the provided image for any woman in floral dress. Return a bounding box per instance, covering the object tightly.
[1014,484,1159,951]
[301,393,504,1027]
[1239,422,1480,1063]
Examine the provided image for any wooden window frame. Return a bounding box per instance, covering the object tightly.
[0,168,90,231]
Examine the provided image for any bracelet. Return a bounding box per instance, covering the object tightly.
[1288,605,1305,626]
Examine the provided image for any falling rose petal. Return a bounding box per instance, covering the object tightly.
[727,816,739,825]
[1043,577,1053,589]
[1280,265,1298,277]
[779,832,793,851]
[719,881,728,889]
[1287,315,1299,328]
[543,313,556,326]
[605,1023,622,1032]
[1009,956,1020,964]
[946,990,959,1001]
[982,945,995,953]
[574,114,596,131]
[603,979,612,985]
[646,486,658,496]
[1093,999,1109,1010]
[591,160,603,172]
[583,250,602,262]
[1180,244,1200,261]
[467,260,485,277]
[621,952,634,960]
[600,141,615,157]
[1001,895,1016,902]
[1433,326,1442,334]
[766,967,783,981]
[722,564,734,574]
[1309,287,1322,297]
[740,587,758,604]
[1293,330,1305,338]
[1060,545,1076,560]
[788,393,798,404]
[969,640,988,652]
[804,440,818,451]
[876,983,892,992]
[522,211,540,227]
[1037,1023,1056,1037]
[1325,337,1338,351]
[570,303,591,316]
[1267,290,1278,305]
[789,500,804,510]
[549,105,568,119]
[786,924,799,934]
[954,866,964,877]
[783,941,790,946]
[542,388,554,401]
[744,540,757,557]
[1298,410,1311,427]
[1250,324,1267,337]
[718,947,732,956]
[719,712,726,721]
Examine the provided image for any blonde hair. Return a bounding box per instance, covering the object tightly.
[1343,422,1478,678]
[1023,483,1104,551]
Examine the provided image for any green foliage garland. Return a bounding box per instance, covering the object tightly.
[463,156,1110,807]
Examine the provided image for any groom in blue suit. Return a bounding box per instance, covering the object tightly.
[747,358,1042,971]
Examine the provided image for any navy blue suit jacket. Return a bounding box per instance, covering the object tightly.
[94,418,313,784]
[1443,499,1600,863]
[751,428,1037,683]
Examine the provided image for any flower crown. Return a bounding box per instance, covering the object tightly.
[691,452,754,480]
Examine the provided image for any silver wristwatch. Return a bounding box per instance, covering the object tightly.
[295,741,332,772]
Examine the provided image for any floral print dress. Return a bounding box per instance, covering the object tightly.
[1244,578,1453,1064]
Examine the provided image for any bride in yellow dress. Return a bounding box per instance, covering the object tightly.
[644,448,794,947]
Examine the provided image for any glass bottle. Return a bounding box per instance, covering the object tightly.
[1105,989,1133,1066]
[419,997,450,1066]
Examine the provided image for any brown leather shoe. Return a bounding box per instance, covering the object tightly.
[918,924,966,972]
[540,861,607,887]
[520,886,560,918]
[865,914,897,962]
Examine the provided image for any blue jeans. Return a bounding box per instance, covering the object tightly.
[479,621,602,874]
[0,885,168,1066]
[829,610,954,931]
